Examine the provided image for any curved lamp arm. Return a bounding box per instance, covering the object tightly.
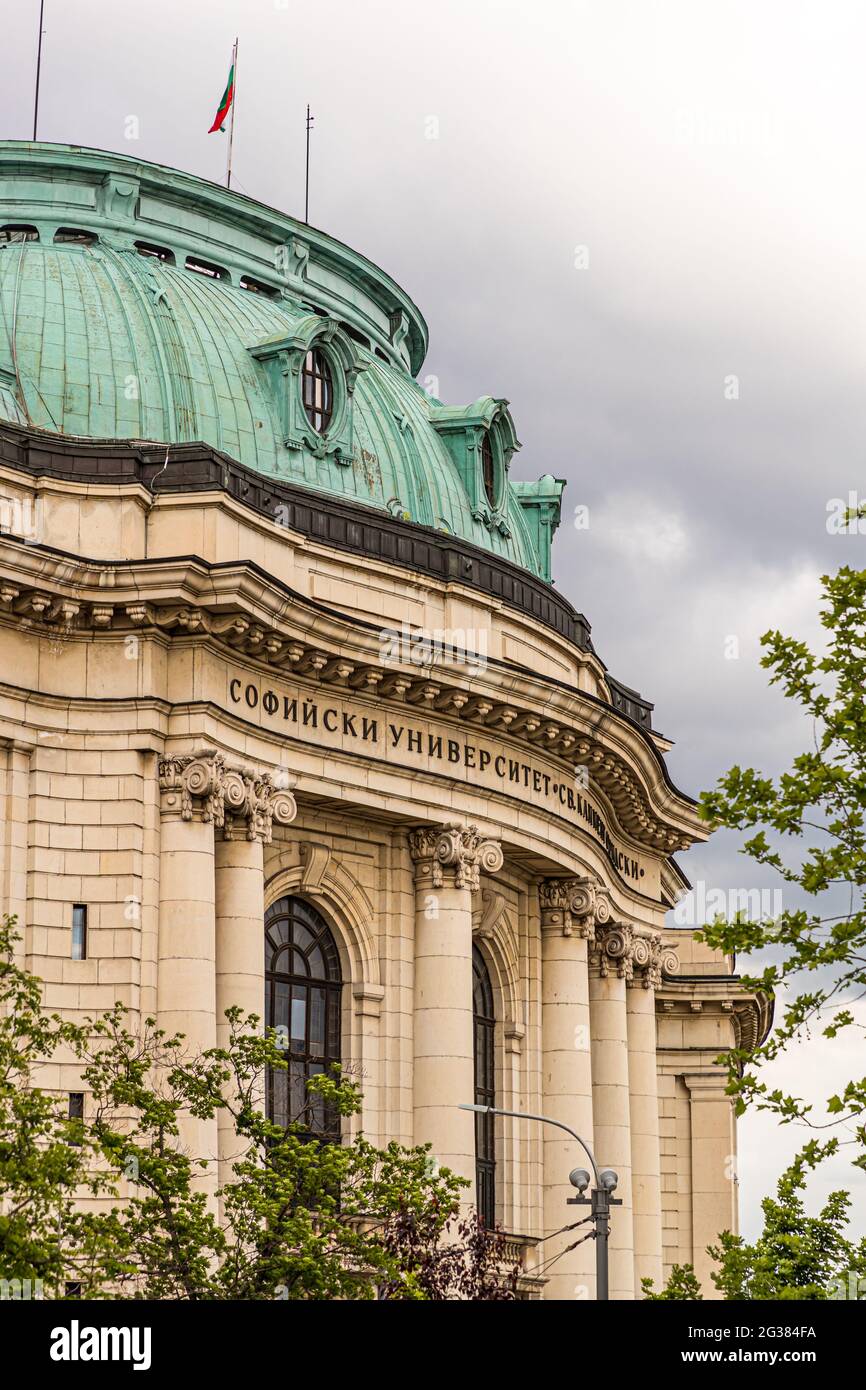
[459,1103,600,1186]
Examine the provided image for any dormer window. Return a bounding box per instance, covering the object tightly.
[54,228,97,246]
[480,432,497,508]
[301,348,333,433]
[0,225,38,244]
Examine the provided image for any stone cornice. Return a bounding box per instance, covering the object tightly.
[0,538,704,855]
[408,823,504,892]
[157,747,297,842]
[656,979,774,1055]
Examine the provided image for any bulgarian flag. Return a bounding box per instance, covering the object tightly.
[208,59,235,133]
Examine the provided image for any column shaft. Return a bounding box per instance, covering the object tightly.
[589,949,634,1299]
[627,982,663,1292]
[413,874,477,1197]
[157,811,218,1198]
[541,926,595,1299]
[215,834,265,1193]
[410,825,503,1208]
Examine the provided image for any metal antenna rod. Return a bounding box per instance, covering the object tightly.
[33,0,46,141]
[305,105,314,223]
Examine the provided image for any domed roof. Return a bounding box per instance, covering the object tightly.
[0,142,562,580]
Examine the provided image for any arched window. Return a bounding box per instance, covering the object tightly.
[301,347,334,433]
[265,896,342,1138]
[473,945,496,1228]
[480,432,497,509]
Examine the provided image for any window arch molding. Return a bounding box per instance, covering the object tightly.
[265,894,343,1136]
[249,315,367,464]
[471,910,522,1235]
[473,943,497,1229]
[265,856,378,992]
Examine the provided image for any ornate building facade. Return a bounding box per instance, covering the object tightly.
[0,142,769,1299]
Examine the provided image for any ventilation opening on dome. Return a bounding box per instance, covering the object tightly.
[185,255,228,281]
[54,228,97,245]
[135,241,175,263]
[240,275,279,298]
[341,322,371,349]
[0,225,39,244]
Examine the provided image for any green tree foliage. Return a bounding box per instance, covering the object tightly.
[697,565,866,1159]
[643,1142,866,1300]
[0,915,517,1299]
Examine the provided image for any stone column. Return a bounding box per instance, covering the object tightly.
[589,922,636,1299]
[158,750,225,1201]
[214,767,297,1195]
[0,741,31,969]
[409,823,503,1205]
[683,1070,738,1297]
[627,933,677,1294]
[539,876,608,1301]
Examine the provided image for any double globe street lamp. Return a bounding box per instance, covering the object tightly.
[459,1104,621,1300]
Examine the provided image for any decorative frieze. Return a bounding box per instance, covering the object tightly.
[408,822,504,891]
[0,548,695,853]
[538,874,612,939]
[157,749,297,842]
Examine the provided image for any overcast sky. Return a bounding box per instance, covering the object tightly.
[3,0,865,1242]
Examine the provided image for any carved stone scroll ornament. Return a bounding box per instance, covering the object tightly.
[158,750,297,842]
[629,933,680,989]
[408,823,504,892]
[591,922,636,982]
[538,875,613,940]
[222,768,298,844]
[158,750,226,826]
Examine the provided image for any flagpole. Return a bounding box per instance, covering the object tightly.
[226,37,238,190]
[305,105,314,223]
[32,0,45,141]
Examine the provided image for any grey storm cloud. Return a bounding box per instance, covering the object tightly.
[3,0,865,1236]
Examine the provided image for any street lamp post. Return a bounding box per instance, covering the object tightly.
[459,1103,621,1300]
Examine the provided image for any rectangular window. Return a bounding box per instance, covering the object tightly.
[67,1092,84,1145]
[71,904,87,960]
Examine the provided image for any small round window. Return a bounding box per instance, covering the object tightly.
[301,348,334,433]
[480,432,497,508]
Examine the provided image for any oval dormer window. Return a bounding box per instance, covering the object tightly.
[301,347,334,433]
[480,432,497,508]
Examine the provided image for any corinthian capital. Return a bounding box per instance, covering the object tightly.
[408,823,504,891]
[158,750,298,841]
[591,921,636,981]
[158,749,226,824]
[222,767,298,844]
[629,932,679,990]
[538,875,612,939]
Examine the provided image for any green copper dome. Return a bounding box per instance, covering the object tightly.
[0,142,563,580]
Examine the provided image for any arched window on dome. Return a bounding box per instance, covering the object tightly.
[265,896,342,1139]
[473,945,496,1228]
[480,432,497,509]
[301,347,334,433]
